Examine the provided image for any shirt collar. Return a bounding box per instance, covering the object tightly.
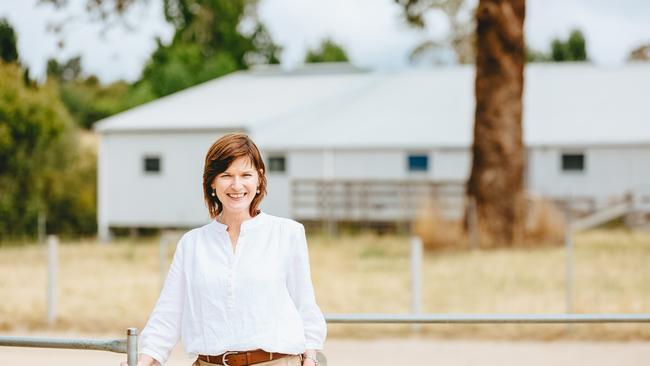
[213,211,266,232]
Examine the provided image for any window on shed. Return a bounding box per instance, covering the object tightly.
[408,154,429,172]
[144,156,161,174]
[561,153,584,172]
[268,155,286,173]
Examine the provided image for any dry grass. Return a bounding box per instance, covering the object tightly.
[1,230,649,340]
[413,196,566,250]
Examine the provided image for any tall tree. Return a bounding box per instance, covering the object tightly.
[466,0,526,246]
[395,0,475,64]
[136,0,281,97]
[305,39,349,63]
[0,18,19,63]
[42,0,282,98]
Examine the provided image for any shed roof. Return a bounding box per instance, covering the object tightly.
[96,63,650,148]
[94,63,376,133]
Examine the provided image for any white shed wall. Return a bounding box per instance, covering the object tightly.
[263,174,291,218]
[431,149,471,181]
[527,145,650,206]
[98,131,222,239]
[332,150,407,179]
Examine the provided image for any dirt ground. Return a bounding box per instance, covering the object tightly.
[1,337,649,366]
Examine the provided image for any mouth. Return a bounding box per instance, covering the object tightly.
[226,192,247,200]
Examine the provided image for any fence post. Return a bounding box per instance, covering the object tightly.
[564,210,574,317]
[47,235,58,325]
[127,328,138,366]
[38,211,46,244]
[410,236,423,331]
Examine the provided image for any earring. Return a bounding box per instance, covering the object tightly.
[211,188,216,197]
[256,188,260,194]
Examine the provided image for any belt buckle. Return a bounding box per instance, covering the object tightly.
[221,351,237,366]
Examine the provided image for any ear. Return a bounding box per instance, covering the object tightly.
[259,168,264,175]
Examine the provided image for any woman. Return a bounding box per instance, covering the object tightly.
[123,133,326,366]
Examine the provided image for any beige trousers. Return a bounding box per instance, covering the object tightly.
[193,355,302,366]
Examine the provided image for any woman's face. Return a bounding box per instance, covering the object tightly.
[212,156,260,217]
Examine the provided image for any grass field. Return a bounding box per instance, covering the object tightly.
[0,229,648,340]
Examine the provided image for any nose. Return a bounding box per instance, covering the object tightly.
[231,176,243,189]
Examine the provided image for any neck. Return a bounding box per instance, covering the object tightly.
[219,209,253,231]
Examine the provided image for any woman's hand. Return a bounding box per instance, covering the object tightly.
[119,354,160,366]
[302,350,318,366]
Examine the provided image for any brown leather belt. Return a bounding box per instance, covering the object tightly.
[198,350,293,366]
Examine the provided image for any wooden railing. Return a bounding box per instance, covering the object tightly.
[291,179,466,222]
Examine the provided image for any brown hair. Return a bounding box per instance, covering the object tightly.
[203,133,267,218]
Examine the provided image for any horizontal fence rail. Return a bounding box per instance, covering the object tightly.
[325,313,650,324]
[1,316,648,365]
[0,328,138,366]
[0,335,126,352]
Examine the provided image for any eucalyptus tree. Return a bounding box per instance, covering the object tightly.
[397,0,527,246]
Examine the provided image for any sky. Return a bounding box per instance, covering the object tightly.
[1,0,650,83]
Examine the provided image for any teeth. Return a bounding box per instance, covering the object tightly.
[228,193,245,198]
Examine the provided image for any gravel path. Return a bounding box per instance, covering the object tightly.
[1,337,649,366]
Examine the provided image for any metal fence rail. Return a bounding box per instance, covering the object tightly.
[325,313,650,324]
[2,315,648,365]
[0,328,138,366]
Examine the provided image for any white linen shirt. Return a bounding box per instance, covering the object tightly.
[139,212,327,365]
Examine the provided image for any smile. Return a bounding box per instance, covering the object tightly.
[227,193,247,199]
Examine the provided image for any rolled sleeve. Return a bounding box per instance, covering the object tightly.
[286,224,327,350]
[139,237,186,365]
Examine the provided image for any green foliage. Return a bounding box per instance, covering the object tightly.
[141,41,238,97]
[551,29,588,62]
[140,0,281,97]
[46,56,82,82]
[305,39,349,63]
[59,77,131,129]
[0,18,19,63]
[45,133,98,235]
[47,57,134,128]
[0,62,96,239]
[527,29,589,63]
[526,45,551,63]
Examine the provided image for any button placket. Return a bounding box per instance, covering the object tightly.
[227,235,243,309]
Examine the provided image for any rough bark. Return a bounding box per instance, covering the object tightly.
[466,0,526,246]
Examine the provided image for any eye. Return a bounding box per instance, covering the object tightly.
[244,173,252,177]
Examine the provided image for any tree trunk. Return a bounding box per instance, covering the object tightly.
[466,0,526,246]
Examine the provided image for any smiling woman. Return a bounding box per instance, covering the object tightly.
[125,133,326,366]
[203,134,268,220]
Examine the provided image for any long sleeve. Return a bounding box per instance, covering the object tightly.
[139,237,186,365]
[286,224,327,350]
